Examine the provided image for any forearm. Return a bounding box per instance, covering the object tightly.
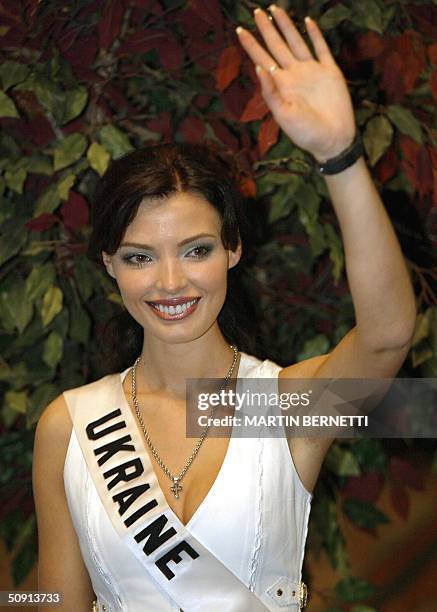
[323,156,416,349]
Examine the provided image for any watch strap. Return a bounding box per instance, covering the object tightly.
[316,131,364,175]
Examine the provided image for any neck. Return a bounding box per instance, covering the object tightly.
[135,324,241,397]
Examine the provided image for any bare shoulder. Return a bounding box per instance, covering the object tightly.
[34,394,72,459]
[33,394,73,498]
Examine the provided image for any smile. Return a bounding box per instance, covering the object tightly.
[146,298,201,320]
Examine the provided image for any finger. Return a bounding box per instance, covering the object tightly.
[304,16,337,66]
[255,65,284,115]
[268,4,313,62]
[253,7,295,69]
[236,26,281,74]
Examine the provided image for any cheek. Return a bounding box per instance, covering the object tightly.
[112,268,152,297]
[189,258,228,292]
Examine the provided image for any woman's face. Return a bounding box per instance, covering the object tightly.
[102,191,241,345]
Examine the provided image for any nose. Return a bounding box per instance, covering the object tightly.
[155,257,188,294]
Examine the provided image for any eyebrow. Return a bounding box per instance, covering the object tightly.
[119,233,217,250]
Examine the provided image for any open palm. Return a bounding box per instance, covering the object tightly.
[237,6,356,162]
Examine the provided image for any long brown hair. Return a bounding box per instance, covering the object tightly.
[88,142,259,372]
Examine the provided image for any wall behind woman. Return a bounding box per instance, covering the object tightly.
[0,0,435,608]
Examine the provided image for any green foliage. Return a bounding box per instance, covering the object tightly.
[342,498,390,529]
[335,576,375,602]
[0,91,19,118]
[0,0,435,607]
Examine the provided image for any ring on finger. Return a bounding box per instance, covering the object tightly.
[268,64,278,74]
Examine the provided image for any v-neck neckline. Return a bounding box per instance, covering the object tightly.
[118,352,247,529]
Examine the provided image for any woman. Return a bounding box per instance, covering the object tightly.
[32,6,416,611]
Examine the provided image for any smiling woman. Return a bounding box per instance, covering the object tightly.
[87,144,255,373]
[32,6,416,612]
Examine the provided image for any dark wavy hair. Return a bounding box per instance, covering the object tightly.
[88,142,261,372]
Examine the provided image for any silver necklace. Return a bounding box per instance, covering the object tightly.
[131,345,239,499]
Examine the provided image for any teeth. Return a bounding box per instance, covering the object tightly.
[152,299,197,315]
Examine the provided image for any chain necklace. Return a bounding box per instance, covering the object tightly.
[131,345,239,499]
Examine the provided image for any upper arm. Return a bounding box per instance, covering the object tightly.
[33,395,95,611]
[309,325,412,379]
[278,326,412,489]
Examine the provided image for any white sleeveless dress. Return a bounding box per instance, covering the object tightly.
[63,352,313,611]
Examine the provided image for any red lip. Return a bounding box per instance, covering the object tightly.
[147,297,201,306]
[147,298,200,321]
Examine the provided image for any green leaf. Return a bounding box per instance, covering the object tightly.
[25,265,56,302]
[4,167,27,193]
[351,606,377,612]
[0,91,19,118]
[342,498,390,529]
[386,105,422,144]
[350,439,386,472]
[0,281,33,334]
[319,4,350,30]
[421,351,437,376]
[324,223,344,284]
[411,343,433,368]
[87,142,111,176]
[326,445,361,476]
[27,383,57,427]
[57,173,76,200]
[233,4,252,27]
[363,115,393,166]
[30,76,65,125]
[350,0,385,33]
[74,257,96,301]
[308,223,327,258]
[297,334,330,362]
[62,87,88,124]
[296,182,320,229]
[0,131,20,165]
[26,154,53,175]
[69,301,91,343]
[40,286,63,327]
[411,307,432,347]
[335,576,375,603]
[0,356,11,380]
[99,125,134,159]
[4,390,28,414]
[268,175,300,224]
[34,185,61,216]
[355,108,374,127]
[332,536,350,574]
[11,515,37,585]
[108,292,124,305]
[0,292,17,332]
[0,61,30,90]
[53,133,87,171]
[43,331,63,368]
[0,220,27,267]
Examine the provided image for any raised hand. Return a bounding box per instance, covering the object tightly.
[236,5,356,162]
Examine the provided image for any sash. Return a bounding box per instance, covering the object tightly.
[63,370,271,612]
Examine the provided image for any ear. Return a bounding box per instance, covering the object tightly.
[227,241,242,270]
[102,251,116,279]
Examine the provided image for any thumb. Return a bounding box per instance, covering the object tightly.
[255,65,283,113]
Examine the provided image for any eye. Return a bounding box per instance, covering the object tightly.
[122,253,152,267]
[186,245,212,259]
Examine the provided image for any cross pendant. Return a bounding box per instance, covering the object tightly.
[171,478,183,499]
